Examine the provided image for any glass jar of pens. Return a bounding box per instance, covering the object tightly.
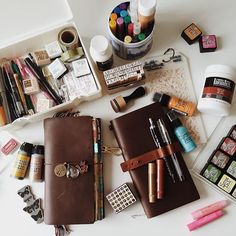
[108,0,156,60]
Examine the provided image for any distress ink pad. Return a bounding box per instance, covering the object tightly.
[227,160,236,178]
[218,174,236,193]
[232,188,236,198]
[220,137,236,156]
[181,23,202,45]
[229,126,236,140]
[202,164,221,183]
[211,150,229,169]
[199,35,217,53]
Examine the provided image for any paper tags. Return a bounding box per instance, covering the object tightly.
[17,185,44,224]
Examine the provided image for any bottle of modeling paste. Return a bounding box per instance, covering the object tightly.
[138,0,156,30]
[29,145,45,182]
[167,110,197,153]
[197,65,236,116]
[153,92,196,116]
[11,142,33,180]
[90,35,113,71]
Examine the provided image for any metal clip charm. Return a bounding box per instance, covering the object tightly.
[102,146,122,156]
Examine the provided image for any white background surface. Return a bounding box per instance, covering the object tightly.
[0,0,236,235]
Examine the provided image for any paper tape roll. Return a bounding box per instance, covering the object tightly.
[60,47,84,62]
[58,27,79,52]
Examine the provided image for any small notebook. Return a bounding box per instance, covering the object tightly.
[110,102,200,218]
[44,116,104,225]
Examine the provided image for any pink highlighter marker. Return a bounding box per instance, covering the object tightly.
[191,200,228,220]
[187,210,224,231]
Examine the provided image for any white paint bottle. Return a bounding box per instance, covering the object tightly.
[90,35,113,71]
[197,65,236,116]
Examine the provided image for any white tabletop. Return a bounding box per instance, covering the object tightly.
[0,0,236,235]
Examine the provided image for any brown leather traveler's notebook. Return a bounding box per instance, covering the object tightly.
[44,116,102,225]
[110,103,200,218]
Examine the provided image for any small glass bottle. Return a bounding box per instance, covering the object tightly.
[167,110,197,153]
[29,145,45,182]
[153,92,196,116]
[90,35,113,71]
[11,142,33,180]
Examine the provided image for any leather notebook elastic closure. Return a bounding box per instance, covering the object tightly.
[120,142,182,172]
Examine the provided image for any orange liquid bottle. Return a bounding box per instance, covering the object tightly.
[153,93,196,116]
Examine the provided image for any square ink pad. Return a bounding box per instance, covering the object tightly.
[220,137,236,156]
[218,174,236,193]
[232,188,236,198]
[202,164,221,183]
[181,23,202,45]
[227,160,236,178]
[229,126,236,140]
[199,35,217,53]
[211,150,229,169]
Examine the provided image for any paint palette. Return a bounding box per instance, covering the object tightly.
[106,183,136,213]
[201,124,236,199]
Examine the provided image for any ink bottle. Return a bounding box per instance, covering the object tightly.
[167,110,197,153]
[29,145,45,182]
[90,35,113,71]
[11,142,33,180]
[197,65,236,116]
[153,92,196,116]
[138,0,156,30]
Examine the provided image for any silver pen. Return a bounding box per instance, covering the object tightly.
[157,119,185,182]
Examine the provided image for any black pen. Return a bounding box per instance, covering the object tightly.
[2,65,25,117]
[24,57,63,105]
[149,118,176,183]
[0,67,11,123]
[157,119,185,182]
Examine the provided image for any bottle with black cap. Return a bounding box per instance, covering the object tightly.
[11,142,34,179]
[167,110,197,153]
[153,92,196,116]
[29,145,45,182]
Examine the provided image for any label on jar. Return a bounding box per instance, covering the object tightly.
[11,154,30,179]
[202,77,235,104]
[96,56,113,71]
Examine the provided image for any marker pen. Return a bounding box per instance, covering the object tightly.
[191,200,228,220]
[133,21,141,37]
[117,17,125,41]
[138,33,146,41]
[187,210,224,231]
[109,20,117,36]
[128,23,134,37]
[110,13,118,21]
[124,36,132,44]
[120,10,128,18]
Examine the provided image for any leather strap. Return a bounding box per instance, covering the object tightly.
[120,142,182,172]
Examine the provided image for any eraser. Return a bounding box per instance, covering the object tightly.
[1,138,18,155]
[181,23,202,45]
[199,35,217,53]
[22,78,40,95]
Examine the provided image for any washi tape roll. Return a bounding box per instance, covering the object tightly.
[58,27,79,52]
[60,47,84,62]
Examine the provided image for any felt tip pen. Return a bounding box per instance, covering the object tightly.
[187,210,224,231]
[157,119,185,182]
[0,94,7,126]
[191,200,228,220]
[24,57,63,105]
[0,67,11,123]
[149,118,176,183]
[3,65,25,117]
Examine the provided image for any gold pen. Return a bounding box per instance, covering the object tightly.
[148,162,157,203]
